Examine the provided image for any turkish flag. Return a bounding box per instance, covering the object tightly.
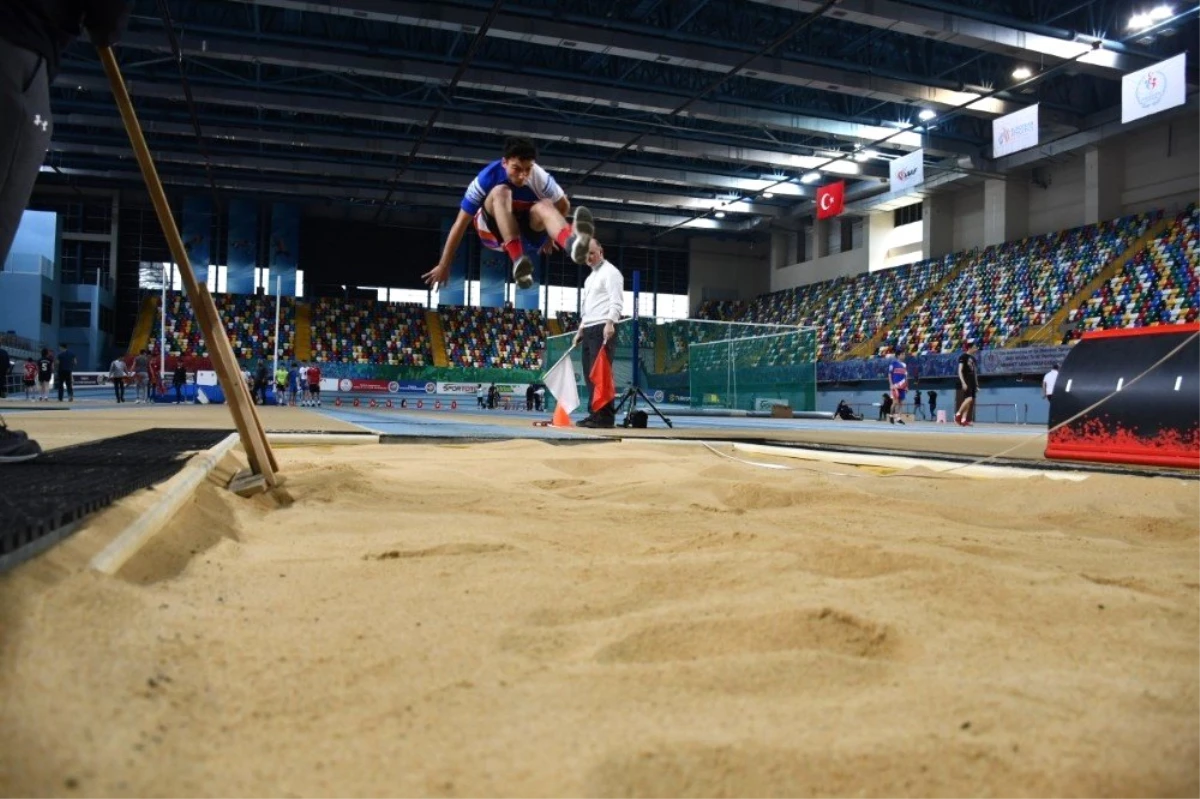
[816,180,845,219]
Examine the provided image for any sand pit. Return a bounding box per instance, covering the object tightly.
[1,438,1197,796]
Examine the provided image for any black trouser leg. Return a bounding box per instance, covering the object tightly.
[0,43,52,265]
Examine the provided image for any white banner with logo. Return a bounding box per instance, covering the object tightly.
[888,148,925,194]
[1122,52,1187,124]
[992,103,1039,158]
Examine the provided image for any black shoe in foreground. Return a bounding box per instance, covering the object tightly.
[0,415,42,463]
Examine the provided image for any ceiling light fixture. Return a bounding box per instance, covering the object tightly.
[918,109,936,121]
[1011,66,1033,80]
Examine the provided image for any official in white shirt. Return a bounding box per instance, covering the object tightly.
[572,238,624,428]
[1042,364,1059,402]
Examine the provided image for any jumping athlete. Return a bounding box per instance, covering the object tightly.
[423,137,594,291]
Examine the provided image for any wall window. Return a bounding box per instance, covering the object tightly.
[41,294,53,325]
[61,301,91,328]
[893,202,924,227]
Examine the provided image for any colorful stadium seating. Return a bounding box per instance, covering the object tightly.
[1067,206,1199,338]
[883,212,1159,355]
[155,290,296,363]
[310,298,431,365]
[441,305,545,369]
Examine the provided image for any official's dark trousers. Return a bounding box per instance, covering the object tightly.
[113,377,125,403]
[57,372,73,401]
[580,323,616,424]
[0,41,53,265]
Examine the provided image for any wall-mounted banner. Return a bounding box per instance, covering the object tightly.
[514,252,542,311]
[438,217,467,307]
[269,203,299,297]
[888,149,925,195]
[992,103,1039,158]
[181,196,212,285]
[226,198,258,294]
[1122,52,1187,124]
[479,248,508,308]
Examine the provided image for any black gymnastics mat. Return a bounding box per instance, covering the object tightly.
[0,428,230,573]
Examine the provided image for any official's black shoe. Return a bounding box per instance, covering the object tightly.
[0,415,42,463]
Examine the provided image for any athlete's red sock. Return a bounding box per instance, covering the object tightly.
[554,225,573,249]
[503,239,524,262]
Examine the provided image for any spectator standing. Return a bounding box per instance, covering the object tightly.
[0,344,9,398]
[132,348,150,403]
[306,363,322,407]
[56,343,75,402]
[22,356,36,400]
[108,354,127,403]
[172,362,187,404]
[955,341,980,426]
[36,347,52,401]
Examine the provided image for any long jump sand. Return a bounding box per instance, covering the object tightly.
[0,437,1196,796]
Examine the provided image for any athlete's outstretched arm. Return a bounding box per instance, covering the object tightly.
[554,195,571,218]
[423,210,473,288]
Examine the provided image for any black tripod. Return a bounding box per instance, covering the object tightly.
[612,358,673,428]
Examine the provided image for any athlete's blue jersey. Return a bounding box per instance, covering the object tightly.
[888,358,908,387]
[461,160,565,215]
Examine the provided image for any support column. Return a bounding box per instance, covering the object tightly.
[770,230,799,269]
[1084,144,1124,225]
[984,178,1029,247]
[922,193,955,260]
[813,217,831,258]
[866,210,892,272]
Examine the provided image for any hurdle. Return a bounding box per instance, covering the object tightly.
[98,46,279,491]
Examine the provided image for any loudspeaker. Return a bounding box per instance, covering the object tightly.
[628,410,648,428]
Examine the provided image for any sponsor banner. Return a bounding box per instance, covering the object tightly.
[1122,52,1187,124]
[438,382,484,395]
[992,104,1039,158]
[755,398,790,411]
[69,372,106,387]
[336,378,401,393]
[436,382,530,396]
[979,346,1071,376]
[889,149,925,195]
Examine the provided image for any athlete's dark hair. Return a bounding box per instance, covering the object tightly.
[503,137,538,161]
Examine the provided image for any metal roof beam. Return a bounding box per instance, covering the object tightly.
[115,29,975,157]
[214,0,1045,121]
[40,164,723,228]
[56,111,816,198]
[58,73,890,180]
[746,0,1153,78]
[49,139,786,217]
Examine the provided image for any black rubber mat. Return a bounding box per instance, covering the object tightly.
[0,428,230,568]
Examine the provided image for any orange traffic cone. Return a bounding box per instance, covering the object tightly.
[551,405,572,427]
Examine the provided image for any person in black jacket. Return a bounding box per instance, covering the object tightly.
[0,1,131,263]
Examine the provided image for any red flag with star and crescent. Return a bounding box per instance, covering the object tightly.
[816,180,845,219]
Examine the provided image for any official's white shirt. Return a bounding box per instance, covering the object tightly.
[580,259,624,327]
[1043,368,1058,396]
